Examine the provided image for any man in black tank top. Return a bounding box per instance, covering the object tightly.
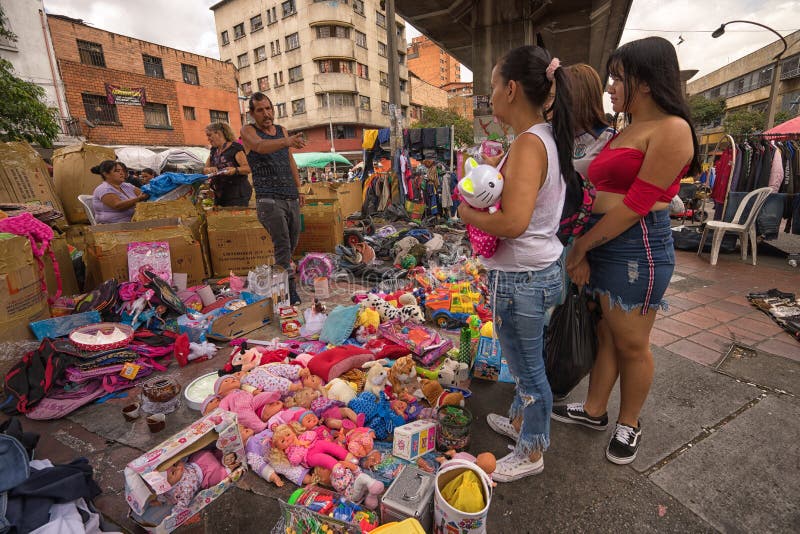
[241,92,306,304]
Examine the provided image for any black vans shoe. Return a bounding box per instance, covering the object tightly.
[551,402,608,430]
[606,422,642,465]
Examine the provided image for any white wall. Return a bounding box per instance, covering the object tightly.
[0,0,68,117]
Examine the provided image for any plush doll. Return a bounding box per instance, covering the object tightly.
[241,363,308,395]
[387,355,420,399]
[266,406,306,431]
[420,379,464,408]
[457,157,504,258]
[330,461,385,509]
[160,451,229,508]
[310,395,363,431]
[348,391,405,440]
[361,360,390,396]
[270,423,353,471]
[217,390,282,432]
[284,387,322,409]
[325,378,358,404]
[343,427,375,459]
[436,450,497,486]
[356,307,381,331]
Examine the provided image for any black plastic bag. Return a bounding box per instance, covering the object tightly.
[545,284,598,397]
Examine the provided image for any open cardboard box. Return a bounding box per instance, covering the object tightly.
[124,409,246,533]
[206,295,273,341]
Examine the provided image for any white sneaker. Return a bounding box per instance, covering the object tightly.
[493,451,544,482]
[486,414,519,442]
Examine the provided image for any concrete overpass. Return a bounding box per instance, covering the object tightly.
[395,0,633,96]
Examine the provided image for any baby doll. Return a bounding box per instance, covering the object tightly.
[329,461,385,509]
[436,450,497,487]
[219,390,283,433]
[241,363,308,395]
[162,450,228,508]
[246,426,315,488]
[266,406,306,431]
[284,387,321,409]
[270,423,352,471]
[309,395,363,432]
[292,410,333,441]
[343,427,375,460]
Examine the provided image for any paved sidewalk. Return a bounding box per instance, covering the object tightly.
[1,249,798,533]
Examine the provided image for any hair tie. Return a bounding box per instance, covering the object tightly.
[545,57,561,81]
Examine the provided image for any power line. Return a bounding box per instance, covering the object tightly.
[625,28,799,33]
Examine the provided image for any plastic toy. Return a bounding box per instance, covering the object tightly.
[457,157,504,258]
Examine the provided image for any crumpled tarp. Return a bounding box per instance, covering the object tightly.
[141,173,208,198]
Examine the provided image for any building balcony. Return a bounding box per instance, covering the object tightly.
[310,38,356,61]
[313,72,357,93]
[308,1,355,26]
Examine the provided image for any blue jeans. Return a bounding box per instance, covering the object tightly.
[488,259,563,457]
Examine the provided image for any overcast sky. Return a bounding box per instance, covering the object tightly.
[43,0,798,85]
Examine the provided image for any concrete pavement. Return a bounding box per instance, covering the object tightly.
[2,248,798,533]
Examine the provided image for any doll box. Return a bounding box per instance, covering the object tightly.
[472,335,501,382]
[123,409,247,533]
[380,465,435,531]
[392,420,437,461]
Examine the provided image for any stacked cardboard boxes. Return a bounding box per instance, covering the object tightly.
[0,235,50,341]
[205,208,274,277]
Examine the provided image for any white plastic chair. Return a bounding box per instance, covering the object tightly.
[697,187,772,266]
[77,194,98,225]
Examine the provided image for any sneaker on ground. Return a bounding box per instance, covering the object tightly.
[551,402,608,430]
[289,287,302,306]
[486,413,519,442]
[606,422,642,465]
[493,451,544,482]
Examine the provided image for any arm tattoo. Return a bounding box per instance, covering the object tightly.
[585,236,608,251]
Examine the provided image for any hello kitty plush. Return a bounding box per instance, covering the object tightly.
[457,157,504,258]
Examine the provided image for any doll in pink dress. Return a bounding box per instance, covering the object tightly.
[161,451,229,508]
[270,422,352,471]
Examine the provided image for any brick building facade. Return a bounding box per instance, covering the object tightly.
[47,14,241,147]
[407,35,460,88]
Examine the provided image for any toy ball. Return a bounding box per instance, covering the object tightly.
[400,254,417,269]
[480,321,494,338]
[458,157,504,210]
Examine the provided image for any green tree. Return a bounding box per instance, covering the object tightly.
[0,5,59,148]
[723,109,765,137]
[412,106,474,147]
[688,95,726,127]
[774,110,795,126]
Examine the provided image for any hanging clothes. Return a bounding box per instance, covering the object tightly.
[362,130,379,150]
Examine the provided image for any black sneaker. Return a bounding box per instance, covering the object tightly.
[551,402,608,430]
[606,422,642,465]
[289,287,302,306]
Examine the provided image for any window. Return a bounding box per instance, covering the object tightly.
[782,54,800,80]
[326,125,357,139]
[210,110,229,123]
[317,93,355,108]
[237,52,250,68]
[399,79,406,91]
[381,100,389,115]
[257,76,270,91]
[378,42,387,57]
[357,63,369,79]
[82,93,118,124]
[355,30,367,48]
[376,11,386,28]
[274,71,284,86]
[379,71,388,87]
[275,103,287,118]
[250,14,263,32]
[288,65,303,82]
[292,98,306,115]
[335,26,350,38]
[353,0,364,16]
[270,40,281,56]
[398,53,405,65]
[266,7,277,24]
[282,0,296,18]
[144,103,170,128]
[286,32,300,51]
[221,31,229,45]
[316,26,331,39]
[315,25,350,39]
[142,54,164,78]
[317,60,353,74]
[254,46,267,62]
[241,81,252,96]
[359,95,370,110]
[77,40,105,67]
[182,64,199,85]
[183,106,196,121]
[233,23,245,39]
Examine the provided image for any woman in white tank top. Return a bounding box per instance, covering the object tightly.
[458,45,581,482]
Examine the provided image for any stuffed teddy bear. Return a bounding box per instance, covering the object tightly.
[387,355,420,399]
[420,379,464,408]
[361,360,390,396]
[438,358,469,388]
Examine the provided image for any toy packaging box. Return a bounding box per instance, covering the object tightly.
[472,335,501,381]
[123,409,247,533]
[392,419,437,460]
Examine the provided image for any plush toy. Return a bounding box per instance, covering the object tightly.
[438,358,469,388]
[217,390,282,432]
[387,355,420,399]
[361,360,390,396]
[356,307,381,331]
[343,427,375,459]
[246,427,314,488]
[348,391,405,440]
[300,299,328,338]
[330,461,385,509]
[420,379,464,408]
[325,378,358,404]
[159,451,229,508]
[457,157,504,258]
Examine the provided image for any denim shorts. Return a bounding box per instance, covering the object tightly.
[587,209,675,315]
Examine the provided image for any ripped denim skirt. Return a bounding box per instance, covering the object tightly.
[586,209,675,315]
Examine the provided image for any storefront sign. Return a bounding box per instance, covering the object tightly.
[105,84,147,106]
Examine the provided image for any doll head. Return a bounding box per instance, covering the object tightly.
[302,374,324,390]
[285,387,320,409]
[214,375,241,397]
[314,466,332,486]
[240,348,263,373]
[271,424,298,452]
[201,394,222,415]
[295,411,319,430]
[238,425,254,445]
[459,158,504,209]
[166,461,185,486]
[475,452,496,475]
[260,400,284,422]
[222,451,241,470]
[390,399,408,417]
[345,427,375,458]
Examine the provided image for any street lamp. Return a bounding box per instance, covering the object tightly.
[313,82,336,179]
[712,20,788,129]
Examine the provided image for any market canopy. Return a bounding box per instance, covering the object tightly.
[763,115,800,135]
[293,152,351,168]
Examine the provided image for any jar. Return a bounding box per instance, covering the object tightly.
[142,376,181,403]
[436,405,473,451]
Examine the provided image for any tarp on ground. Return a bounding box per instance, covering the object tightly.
[293,152,351,168]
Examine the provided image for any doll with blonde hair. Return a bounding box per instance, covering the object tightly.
[269,423,352,470]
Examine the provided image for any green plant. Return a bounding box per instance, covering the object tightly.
[723,109,765,137]
[689,95,726,127]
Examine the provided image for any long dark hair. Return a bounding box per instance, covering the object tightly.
[607,37,700,175]
[90,160,120,180]
[498,45,579,197]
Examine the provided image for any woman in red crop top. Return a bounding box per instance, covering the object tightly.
[551,37,700,465]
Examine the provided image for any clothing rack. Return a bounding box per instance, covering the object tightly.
[707,133,737,219]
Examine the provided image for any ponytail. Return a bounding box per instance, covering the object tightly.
[549,66,580,202]
[90,159,119,179]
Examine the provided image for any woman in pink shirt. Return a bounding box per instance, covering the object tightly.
[91,160,149,224]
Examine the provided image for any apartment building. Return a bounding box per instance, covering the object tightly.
[407,35,460,88]
[211,0,410,158]
[47,14,241,147]
[442,81,474,121]
[408,71,448,122]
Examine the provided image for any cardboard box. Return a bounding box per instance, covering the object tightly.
[472,335,501,381]
[65,224,90,252]
[0,142,64,214]
[0,235,50,342]
[44,234,80,297]
[124,409,247,534]
[206,208,274,276]
[295,197,343,255]
[132,198,201,222]
[84,218,206,288]
[309,181,362,217]
[392,420,437,460]
[206,296,272,341]
[52,143,116,224]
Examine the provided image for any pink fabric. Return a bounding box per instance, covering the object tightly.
[305,440,349,470]
[219,390,268,432]
[467,224,499,257]
[768,144,784,192]
[0,213,59,301]
[307,346,374,383]
[189,451,228,488]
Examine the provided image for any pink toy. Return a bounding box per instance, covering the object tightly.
[330,461,385,509]
[271,423,352,471]
[218,390,281,432]
[0,212,59,302]
[457,157,504,258]
[161,451,229,508]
